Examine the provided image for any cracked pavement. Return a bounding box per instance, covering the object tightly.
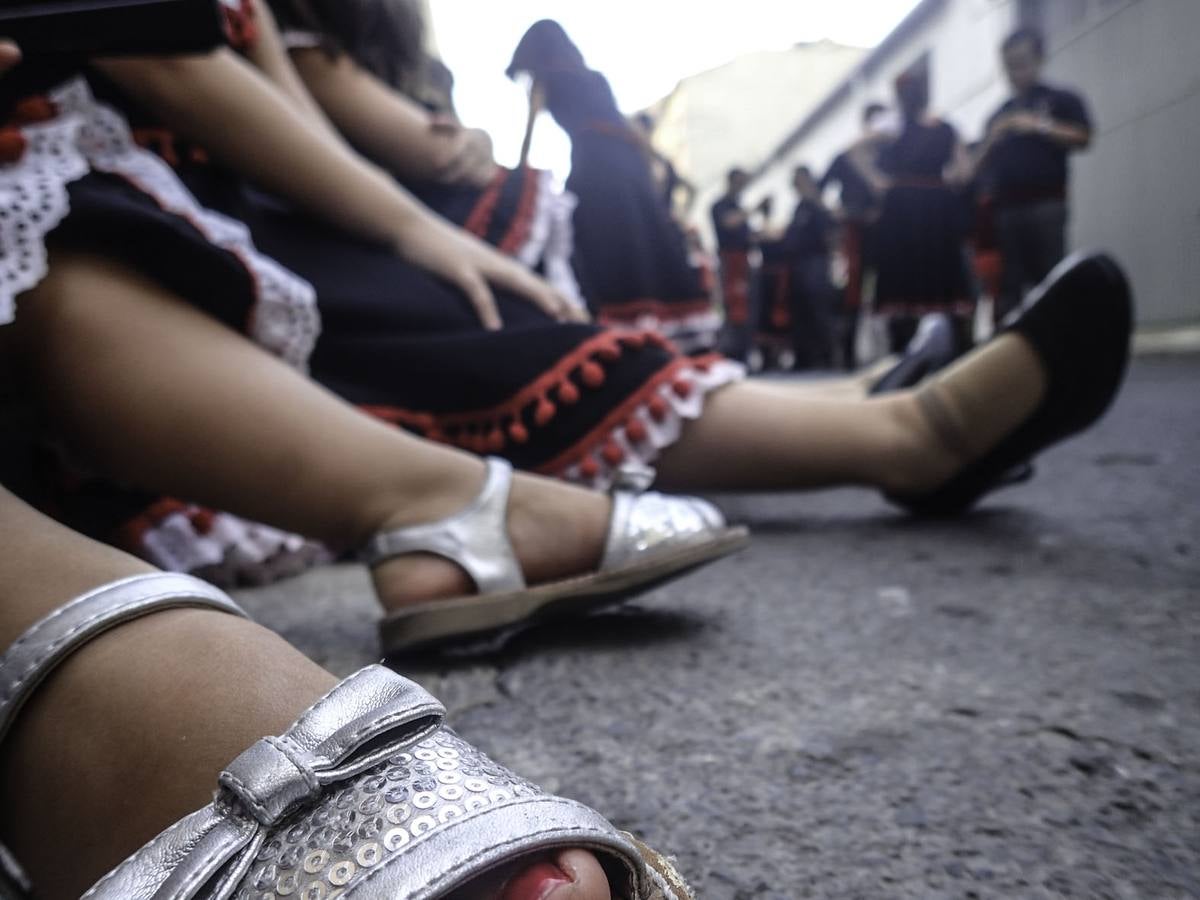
[236,356,1200,899]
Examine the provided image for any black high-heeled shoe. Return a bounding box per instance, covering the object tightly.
[869,312,961,395]
[889,251,1133,516]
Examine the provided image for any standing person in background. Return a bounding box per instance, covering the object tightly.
[712,167,770,362]
[976,27,1092,326]
[852,71,973,354]
[633,111,696,217]
[785,166,838,370]
[758,167,836,370]
[508,20,720,349]
[822,102,891,368]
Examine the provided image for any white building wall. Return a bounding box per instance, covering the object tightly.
[1046,0,1200,328]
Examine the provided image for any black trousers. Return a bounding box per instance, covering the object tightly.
[994,199,1068,325]
[790,255,836,370]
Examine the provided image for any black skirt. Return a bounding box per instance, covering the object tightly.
[566,128,718,349]
[873,183,974,318]
[186,168,738,484]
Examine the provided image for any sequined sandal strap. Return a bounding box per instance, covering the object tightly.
[0,572,246,897]
[81,664,448,900]
[360,457,525,594]
[600,469,728,573]
[343,793,657,900]
[78,659,689,900]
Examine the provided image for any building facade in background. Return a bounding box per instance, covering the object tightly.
[645,40,865,219]
[686,0,1197,330]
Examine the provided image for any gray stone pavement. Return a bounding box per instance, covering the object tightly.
[236,356,1200,899]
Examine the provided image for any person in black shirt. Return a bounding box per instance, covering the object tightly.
[712,167,769,361]
[977,26,1092,324]
[784,166,838,369]
[822,102,890,367]
[851,71,974,354]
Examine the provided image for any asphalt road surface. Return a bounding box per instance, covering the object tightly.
[237,355,1200,899]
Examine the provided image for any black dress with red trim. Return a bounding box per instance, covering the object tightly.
[538,68,719,351]
[0,57,327,579]
[755,237,793,356]
[872,119,973,335]
[81,65,742,487]
[415,166,542,256]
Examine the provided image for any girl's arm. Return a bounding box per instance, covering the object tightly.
[94,50,578,328]
[289,46,497,187]
[240,0,330,132]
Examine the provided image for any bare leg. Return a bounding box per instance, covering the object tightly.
[12,252,612,608]
[0,488,607,899]
[13,251,1043,587]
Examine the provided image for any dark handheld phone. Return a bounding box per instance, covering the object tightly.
[0,0,228,57]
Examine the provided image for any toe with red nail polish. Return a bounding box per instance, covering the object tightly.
[499,858,573,900]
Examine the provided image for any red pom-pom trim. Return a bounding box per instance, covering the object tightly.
[626,418,648,443]
[535,398,557,426]
[0,129,28,165]
[602,441,624,466]
[648,396,670,422]
[581,361,606,388]
[187,508,216,535]
[672,379,693,399]
[509,422,530,444]
[580,458,601,479]
[558,381,580,405]
[11,96,57,125]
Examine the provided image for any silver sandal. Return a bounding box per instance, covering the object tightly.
[364,458,749,654]
[0,573,693,900]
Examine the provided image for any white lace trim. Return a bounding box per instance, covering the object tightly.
[46,77,321,368]
[137,507,332,587]
[280,29,325,50]
[0,109,91,326]
[564,358,744,490]
[512,170,584,310]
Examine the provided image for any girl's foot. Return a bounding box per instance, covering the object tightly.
[0,574,667,900]
[370,462,612,610]
[884,252,1132,514]
[367,458,748,653]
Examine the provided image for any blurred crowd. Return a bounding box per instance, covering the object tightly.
[702,26,1092,372]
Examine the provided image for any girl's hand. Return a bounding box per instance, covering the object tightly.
[396,214,588,329]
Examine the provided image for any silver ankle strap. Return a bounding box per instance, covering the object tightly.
[360,457,525,594]
[0,573,244,750]
[0,573,245,896]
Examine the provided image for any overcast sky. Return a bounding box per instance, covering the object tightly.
[431,1,921,173]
